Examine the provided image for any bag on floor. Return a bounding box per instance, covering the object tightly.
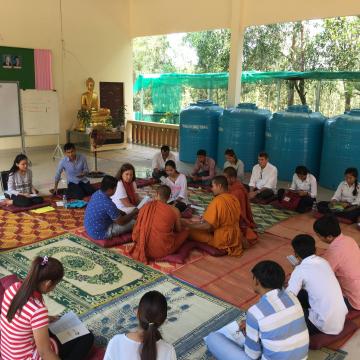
[279,191,301,211]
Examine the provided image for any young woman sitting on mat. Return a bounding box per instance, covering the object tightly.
[161,160,189,213]
[317,167,360,222]
[111,163,140,214]
[0,256,94,360]
[104,290,176,360]
[5,154,43,207]
[223,148,244,182]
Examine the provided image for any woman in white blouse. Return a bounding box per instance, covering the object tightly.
[104,291,176,360]
[160,160,188,213]
[277,165,317,213]
[317,167,360,222]
[111,163,140,214]
[223,149,244,182]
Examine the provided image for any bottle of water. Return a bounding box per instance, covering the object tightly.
[63,194,68,208]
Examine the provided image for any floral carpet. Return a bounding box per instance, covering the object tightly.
[80,276,244,360]
[0,233,163,313]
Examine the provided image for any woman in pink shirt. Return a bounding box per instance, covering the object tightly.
[314,215,360,310]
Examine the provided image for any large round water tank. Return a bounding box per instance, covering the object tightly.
[319,109,360,190]
[265,105,325,181]
[217,103,271,171]
[179,100,223,163]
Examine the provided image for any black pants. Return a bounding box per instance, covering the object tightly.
[169,200,187,213]
[67,182,95,199]
[256,188,274,200]
[53,332,94,360]
[10,194,44,207]
[277,189,315,213]
[317,201,360,222]
[297,289,321,336]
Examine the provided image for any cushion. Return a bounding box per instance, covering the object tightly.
[135,178,158,188]
[0,275,19,305]
[0,201,51,213]
[193,241,228,256]
[313,211,354,224]
[181,207,193,219]
[309,319,358,350]
[86,346,105,360]
[79,229,133,248]
[159,241,198,264]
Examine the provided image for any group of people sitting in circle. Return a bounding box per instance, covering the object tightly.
[1,213,359,359]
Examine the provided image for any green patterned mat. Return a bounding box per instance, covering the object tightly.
[0,234,163,314]
[81,276,244,360]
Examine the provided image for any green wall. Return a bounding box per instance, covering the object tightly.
[0,46,35,89]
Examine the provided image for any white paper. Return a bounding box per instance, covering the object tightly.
[49,311,89,344]
[204,320,245,347]
[0,194,5,200]
[137,195,151,209]
[56,201,64,207]
[287,255,299,266]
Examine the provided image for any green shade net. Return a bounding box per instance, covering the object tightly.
[134,71,360,113]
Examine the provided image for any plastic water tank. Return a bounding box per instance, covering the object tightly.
[319,109,360,190]
[265,105,325,181]
[179,100,223,163]
[217,103,271,171]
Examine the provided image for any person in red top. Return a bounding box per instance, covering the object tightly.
[0,256,94,360]
[224,166,258,248]
[314,215,360,310]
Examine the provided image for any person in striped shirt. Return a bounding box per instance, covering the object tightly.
[206,260,309,360]
[0,256,94,360]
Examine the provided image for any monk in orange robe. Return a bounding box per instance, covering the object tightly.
[130,185,189,263]
[224,167,258,248]
[186,175,243,256]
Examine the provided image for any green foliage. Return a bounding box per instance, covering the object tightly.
[77,109,92,127]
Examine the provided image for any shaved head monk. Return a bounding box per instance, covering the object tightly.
[130,185,189,263]
[224,166,258,248]
[187,175,243,256]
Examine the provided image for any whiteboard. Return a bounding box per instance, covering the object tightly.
[21,89,59,135]
[0,82,21,137]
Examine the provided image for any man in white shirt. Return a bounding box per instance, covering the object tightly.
[287,234,348,335]
[249,152,277,201]
[277,165,317,213]
[151,145,176,180]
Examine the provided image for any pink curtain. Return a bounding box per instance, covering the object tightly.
[34,49,53,90]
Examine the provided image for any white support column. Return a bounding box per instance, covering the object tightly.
[227,0,245,107]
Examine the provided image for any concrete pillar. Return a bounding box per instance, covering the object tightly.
[227,0,245,107]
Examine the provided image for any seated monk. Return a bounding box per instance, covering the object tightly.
[130,185,189,263]
[186,175,243,256]
[224,166,258,248]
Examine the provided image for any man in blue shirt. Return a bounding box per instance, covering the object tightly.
[206,260,309,360]
[54,142,95,199]
[84,175,138,240]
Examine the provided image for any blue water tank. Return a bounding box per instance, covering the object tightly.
[217,103,271,171]
[179,100,223,163]
[265,105,325,181]
[319,109,360,190]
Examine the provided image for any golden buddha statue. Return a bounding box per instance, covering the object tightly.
[80,77,111,127]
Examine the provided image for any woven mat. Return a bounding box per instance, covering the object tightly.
[80,276,244,360]
[110,242,207,275]
[0,209,65,250]
[0,233,163,313]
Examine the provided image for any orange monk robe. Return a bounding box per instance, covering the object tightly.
[229,180,258,246]
[130,200,189,263]
[189,193,243,256]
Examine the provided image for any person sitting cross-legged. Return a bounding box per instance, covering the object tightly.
[314,215,360,311]
[206,260,309,360]
[186,175,243,256]
[151,145,176,180]
[248,152,277,201]
[189,149,216,186]
[223,166,257,248]
[130,185,189,262]
[287,234,348,335]
[84,175,138,240]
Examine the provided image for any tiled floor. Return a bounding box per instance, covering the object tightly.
[0,144,358,358]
